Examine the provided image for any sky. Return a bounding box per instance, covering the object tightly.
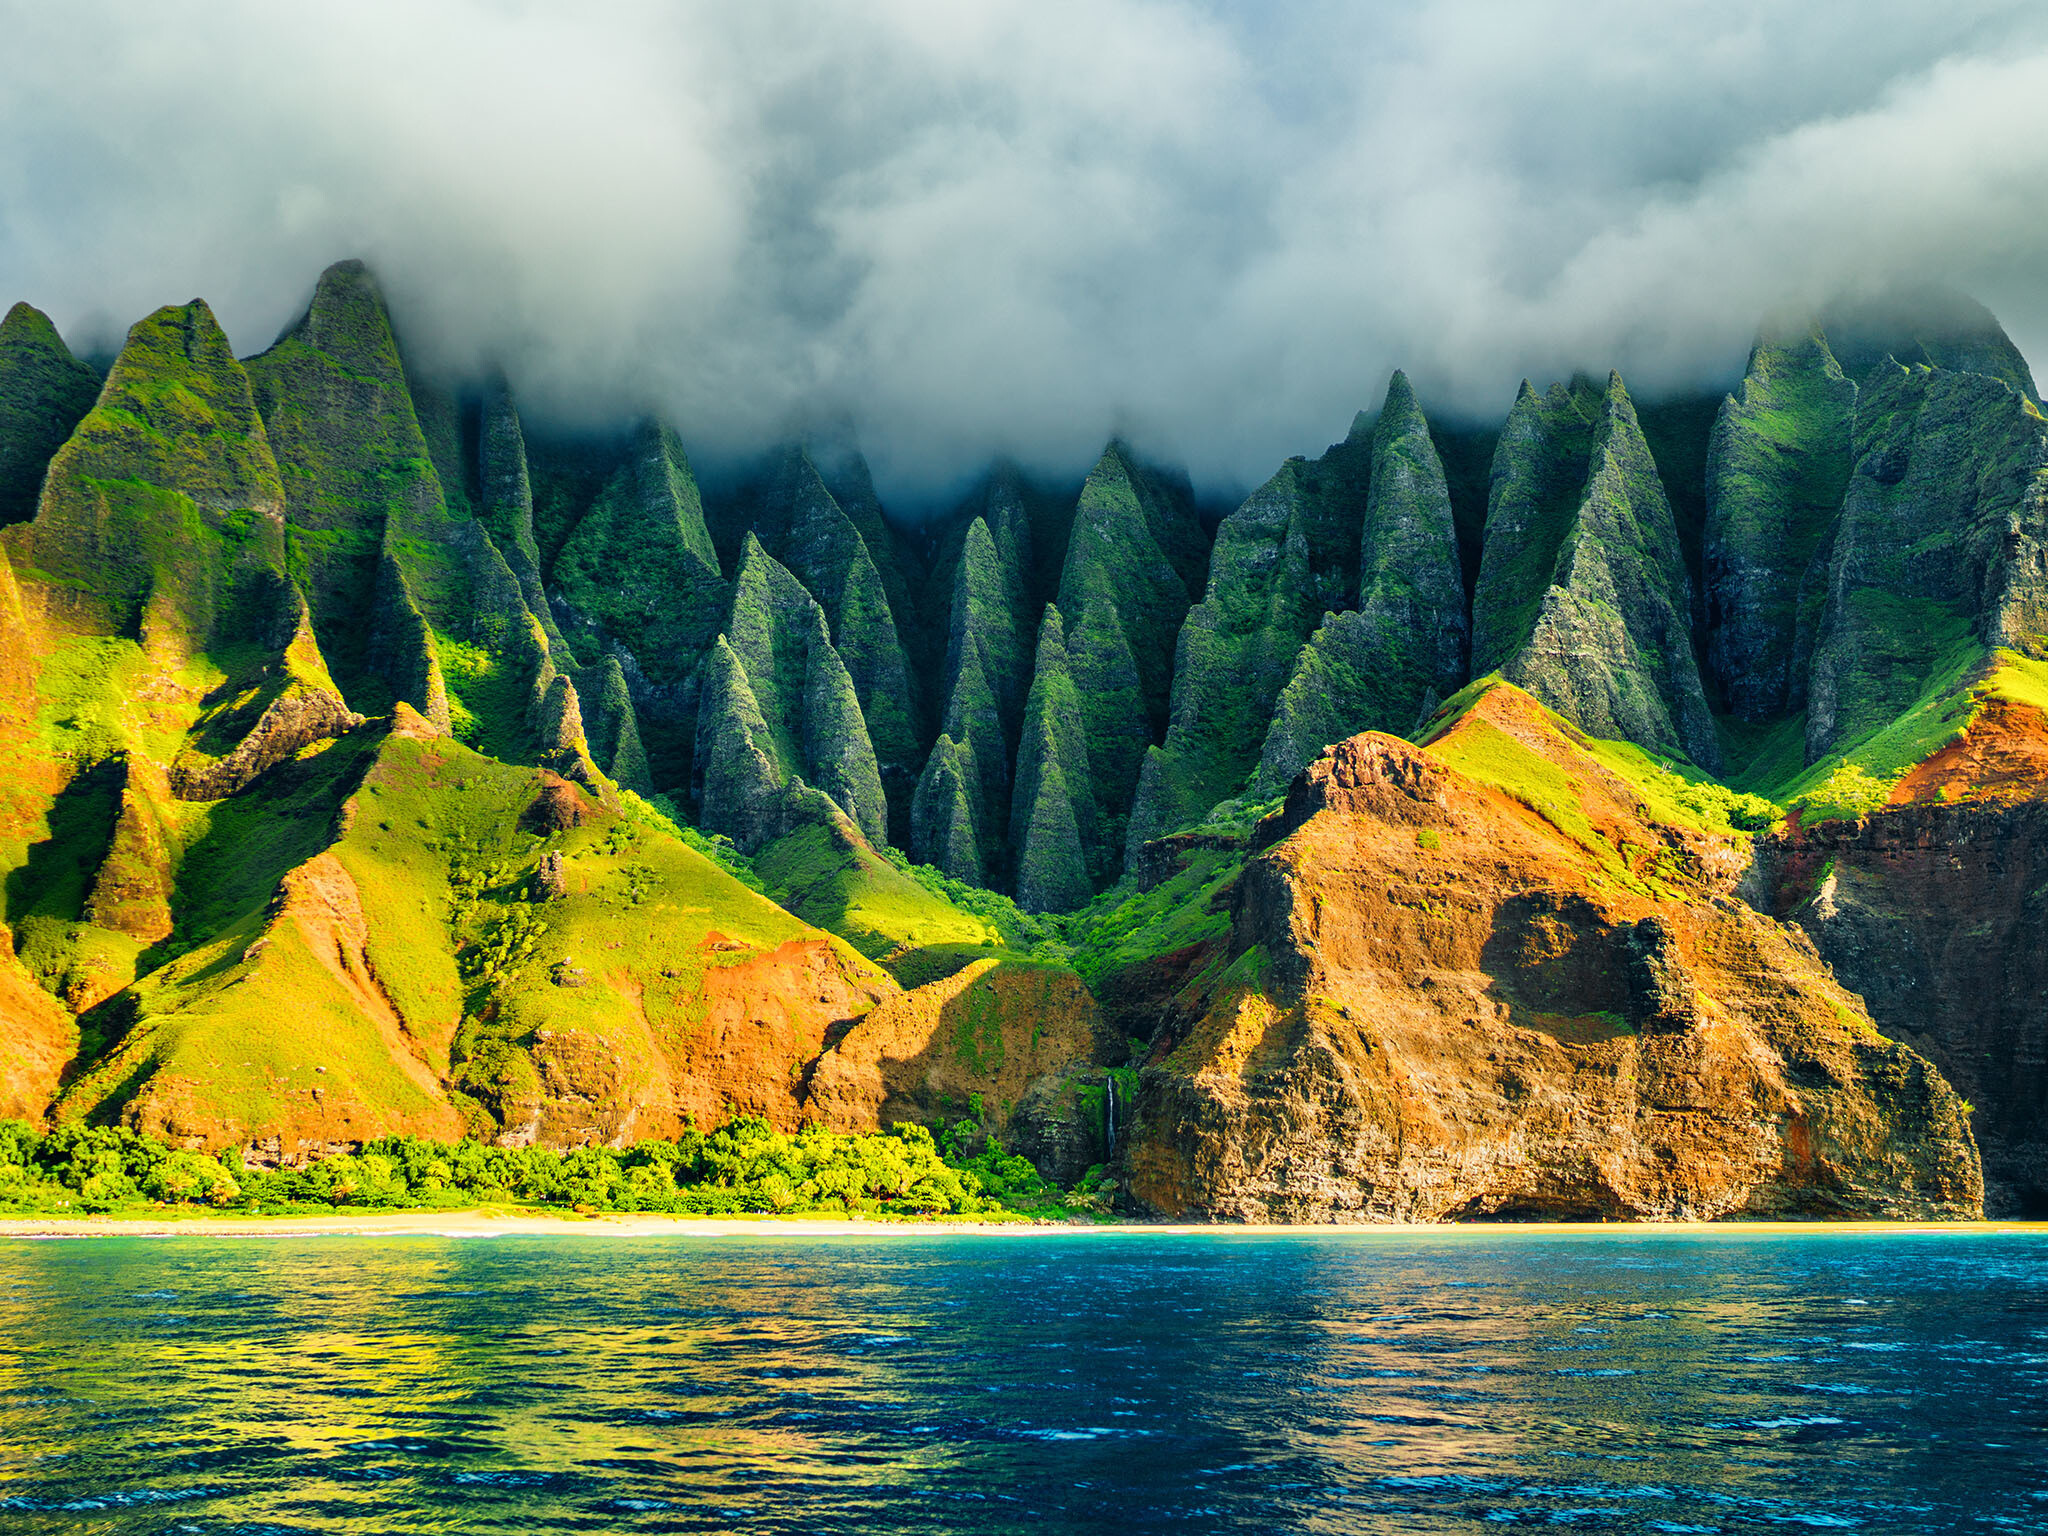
[4,1,2048,507]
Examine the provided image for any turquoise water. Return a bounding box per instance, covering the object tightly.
[0,1232,2043,1533]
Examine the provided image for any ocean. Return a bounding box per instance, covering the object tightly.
[1,1229,2043,1533]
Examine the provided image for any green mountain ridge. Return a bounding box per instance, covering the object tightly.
[5,256,2048,1216]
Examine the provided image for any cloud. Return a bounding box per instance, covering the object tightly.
[3,0,2046,505]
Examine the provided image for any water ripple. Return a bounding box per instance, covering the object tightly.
[0,1231,2041,1531]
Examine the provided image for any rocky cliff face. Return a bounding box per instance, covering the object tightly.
[1475,373,1720,768]
[1703,327,1857,721]
[695,536,888,851]
[749,448,921,839]
[1049,443,1208,875]
[4,259,2041,1225]
[0,302,99,529]
[1805,361,2048,760]
[1255,371,1468,795]
[1758,688,2048,1213]
[1123,697,1981,1221]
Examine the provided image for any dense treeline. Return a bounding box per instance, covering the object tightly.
[0,1116,1076,1219]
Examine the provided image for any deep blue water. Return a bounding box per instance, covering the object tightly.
[0,1231,2044,1534]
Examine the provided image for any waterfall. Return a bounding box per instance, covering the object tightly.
[1105,1074,1117,1158]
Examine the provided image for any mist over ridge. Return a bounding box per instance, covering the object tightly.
[5,1,2048,507]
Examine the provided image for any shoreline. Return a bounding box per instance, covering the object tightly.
[3,1209,2045,1241]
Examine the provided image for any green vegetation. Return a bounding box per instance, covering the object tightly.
[550,420,726,708]
[878,844,1067,954]
[1050,443,1207,854]
[747,448,919,819]
[1009,606,1101,910]
[1470,377,1602,674]
[16,299,288,654]
[1132,375,1461,849]
[1422,683,1722,897]
[1067,845,1241,991]
[0,1116,1027,1218]
[1470,373,1719,768]
[1129,457,1322,846]
[701,537,887,849]
[0,302,99,527]
[754,821,1000,968]
[1702,325,1855,721]
[1759,638,1985,823]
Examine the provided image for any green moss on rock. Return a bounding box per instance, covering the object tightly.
[13,299,288,655]
[1472,372,1719,768]
[750,448,920,836]
[1252,371,1468,796]
[1052,442,1207,857]
[1805,360,2048,761]
[696,537,886,850]
[1009,607,1099,912]
[909,731,985,886]
[0,302,100,529]
[1703,326,1857,721]
[244,260,451,707]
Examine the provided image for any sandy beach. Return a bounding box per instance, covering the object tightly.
[3,1209,2044,1240]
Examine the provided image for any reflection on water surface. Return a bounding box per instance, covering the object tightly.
[0,1231,2044,1532]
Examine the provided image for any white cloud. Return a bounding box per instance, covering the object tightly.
[2,0,2045,503]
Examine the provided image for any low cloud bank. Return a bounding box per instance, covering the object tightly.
[3,1,2045,504]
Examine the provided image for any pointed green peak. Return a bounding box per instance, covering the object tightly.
[1381,367,1421,423]
[0,300,100,526]
[3,300,73,351]
[910,732,985,885]
[587,653,652,795]
[961,512,997,570]
[276,259,401,364]
[479,375,539,568]
[1704,317,1857,722]
[75,299,280,508]
[1599,368,1635,421]
[637,418,719,569]
[798,639,888,848]
[548,416,727,695]
[18,298,288,654]
[1032,603,1068,675]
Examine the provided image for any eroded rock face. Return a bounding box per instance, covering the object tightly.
[1770,796,2048,1214]
[1125,728,1982,1222]
[805,958,1112,1145]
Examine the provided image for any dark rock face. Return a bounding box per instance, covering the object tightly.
[1774,800,2048,1214]
[1124,721,1980,1222]
[1703,327,1857,721]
